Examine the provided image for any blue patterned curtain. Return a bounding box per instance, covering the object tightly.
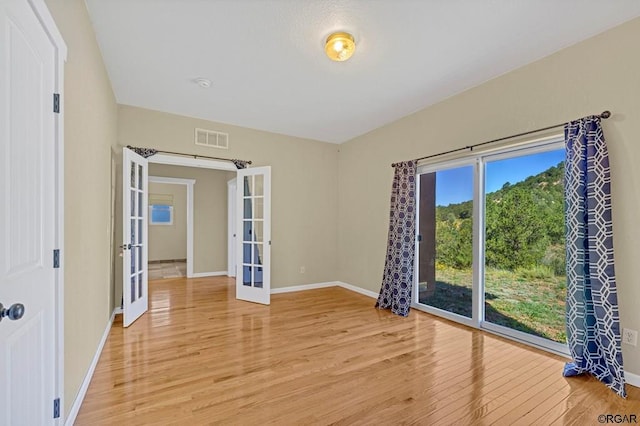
[563,116,625,397]
[376,161,417,317]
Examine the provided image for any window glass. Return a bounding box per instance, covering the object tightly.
[149,204,173,225]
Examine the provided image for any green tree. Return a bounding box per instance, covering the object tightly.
[435,217,472,268]
[485,187,548,270]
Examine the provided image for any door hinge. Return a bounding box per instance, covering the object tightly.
[53,249,60,268]
[417,234,423,242]
[53,93,60,113]
[53,398,60,419]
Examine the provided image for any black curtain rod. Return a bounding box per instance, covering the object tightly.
[154,150,251,169]
[410,110,611,164]
[126,145,252,169]
[154,149,252,166]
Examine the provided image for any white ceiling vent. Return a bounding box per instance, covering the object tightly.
[195,128,229,149]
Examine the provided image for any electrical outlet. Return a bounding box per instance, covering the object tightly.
[622,328,638,346]
[299,266,306,274]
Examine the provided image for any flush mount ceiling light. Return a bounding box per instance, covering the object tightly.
[325,32,356,62]
[193,77,211,88]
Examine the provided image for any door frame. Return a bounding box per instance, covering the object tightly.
[147,154,237,278]
[148,176,195,277]
[24,0,68,419]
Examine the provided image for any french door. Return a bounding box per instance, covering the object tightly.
[236,166,271,305]
[122,147,148,326]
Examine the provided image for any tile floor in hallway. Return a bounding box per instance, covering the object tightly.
[148,260,186,280]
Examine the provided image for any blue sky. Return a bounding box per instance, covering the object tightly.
[434,149,565,206]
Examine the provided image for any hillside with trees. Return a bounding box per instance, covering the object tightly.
[435,162,565,275]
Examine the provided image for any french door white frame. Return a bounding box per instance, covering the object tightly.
[236,166,271,305]
[148,176,195,278]
[122,148,149,327]
[413,135,570,357]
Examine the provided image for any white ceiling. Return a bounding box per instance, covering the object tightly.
[85,0,640,144]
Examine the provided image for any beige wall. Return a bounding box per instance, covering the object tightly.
[338,18,640,375]
[148,182,187,261]
[44,0,118,416]
[118,105,340,288]
[149,164,232,273]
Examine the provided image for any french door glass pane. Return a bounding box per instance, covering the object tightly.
[243,221,252,240]
[244,176,252,196]
[243,266,251,286]
[254,175,264,196]
[484,149,566,343]
[130,163,136,188]
[254,198,264,219]
[418,165,473,318]
[254,243,263,266]
[254,267,263,288]
[243,199,252,219]
[254,221,263,242]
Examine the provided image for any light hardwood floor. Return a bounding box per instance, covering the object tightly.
[148,260,187,280]
[76,277,640,425]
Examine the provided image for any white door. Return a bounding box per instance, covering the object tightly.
[122,147,148,327]
[236,167,271,304]
[0,0,59,423]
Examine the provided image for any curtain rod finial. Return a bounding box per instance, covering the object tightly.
[601,111,611,119]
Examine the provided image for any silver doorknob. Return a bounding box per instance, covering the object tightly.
[0,303,25,322]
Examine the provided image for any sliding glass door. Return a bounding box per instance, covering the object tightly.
[415,139,568,354]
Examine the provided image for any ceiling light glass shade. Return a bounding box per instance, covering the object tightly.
[325,32,355,62]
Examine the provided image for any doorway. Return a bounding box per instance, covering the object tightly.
[118,151,273,326]
[146,156,236,279]
[148,176,195,279]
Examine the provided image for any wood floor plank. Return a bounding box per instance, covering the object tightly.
[75,277,640,425]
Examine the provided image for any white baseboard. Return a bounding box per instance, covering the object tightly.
[336,281,379,299]
[65,308,117,426]
[271,281,337,294]
[625,371,640,388]
[190,271,227,278]
[268,280,379,299]
[113,307,122,315]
